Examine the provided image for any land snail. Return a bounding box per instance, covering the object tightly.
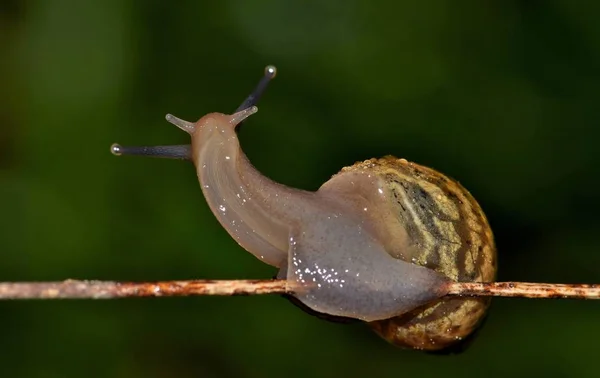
[110,65,497,353]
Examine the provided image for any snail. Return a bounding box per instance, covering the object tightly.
[111,65,497,352]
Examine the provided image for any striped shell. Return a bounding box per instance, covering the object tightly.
[343,157,497,351]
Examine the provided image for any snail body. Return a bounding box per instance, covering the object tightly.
[111,66,497,352]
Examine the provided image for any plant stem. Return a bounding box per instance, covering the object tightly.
[0,279,292,299]
[445,281,600,299]
[0,279,598,300]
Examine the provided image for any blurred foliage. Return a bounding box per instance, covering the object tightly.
[1,1,599,377]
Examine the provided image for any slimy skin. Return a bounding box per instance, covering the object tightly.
[170,108,451,322]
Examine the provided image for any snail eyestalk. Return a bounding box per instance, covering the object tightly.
[109,65,275,161]
[110,143,192,160]
[109,114,195,160]
[235,65,277,112]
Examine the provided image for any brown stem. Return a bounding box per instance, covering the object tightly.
[445,281,600,299]
[0,279,597,300]
[0,279,292,299]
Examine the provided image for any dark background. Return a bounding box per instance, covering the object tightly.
[1,1,599,377]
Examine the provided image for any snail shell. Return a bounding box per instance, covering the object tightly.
[348,157,497,351]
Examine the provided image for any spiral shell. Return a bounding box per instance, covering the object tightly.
[342,157,497,351]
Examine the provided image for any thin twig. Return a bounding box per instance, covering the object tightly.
[445,281,600,299]
[0,279,292,299]
[0,279,597,300]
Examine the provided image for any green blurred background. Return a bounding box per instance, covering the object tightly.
[1,1,599,377]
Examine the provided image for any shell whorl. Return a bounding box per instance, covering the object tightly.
[340,157,497,351]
